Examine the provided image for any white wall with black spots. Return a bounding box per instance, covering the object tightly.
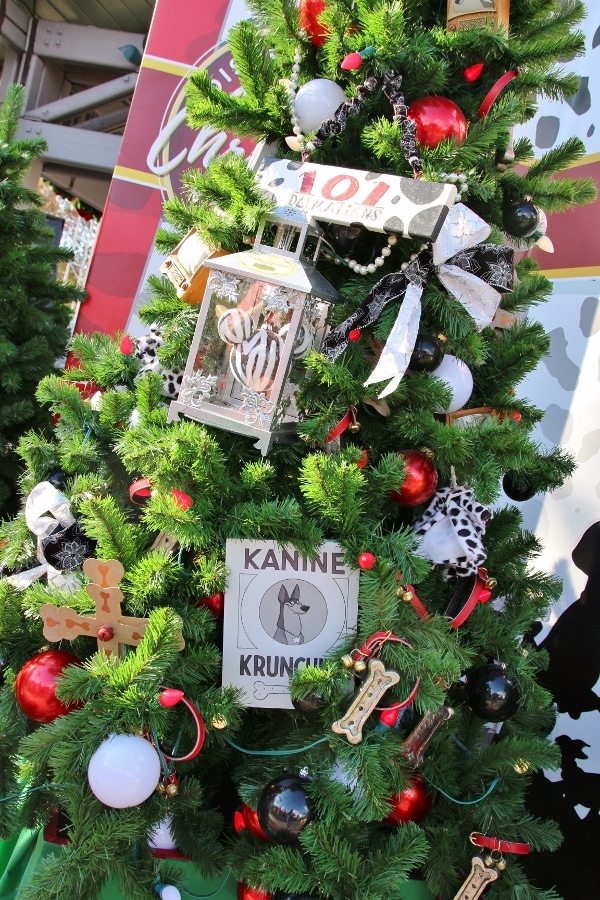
[511,5,600,894]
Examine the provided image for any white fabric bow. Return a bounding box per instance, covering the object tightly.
[364,204,508,398]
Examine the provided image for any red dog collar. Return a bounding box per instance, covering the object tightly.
[402,569,495,630]
[470,832,530,855]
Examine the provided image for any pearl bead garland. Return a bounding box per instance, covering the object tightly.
[400,243,429,272]
[285,46,315,155]
[440,171,469,203]
[322,233,399,276]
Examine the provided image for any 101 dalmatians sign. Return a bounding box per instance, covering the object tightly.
[222,539,359,708]
[258,157,457,242]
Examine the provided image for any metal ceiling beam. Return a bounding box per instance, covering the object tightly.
[0,1,29,52]
[23,72,137,122]
[17,118,121,173]
[74,107,130,132]
[34,19,143,70]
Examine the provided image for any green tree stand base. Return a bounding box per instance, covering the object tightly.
[0,830,436,899]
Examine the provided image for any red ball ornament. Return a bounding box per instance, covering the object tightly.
[238,884,271,900]
[407,97,468,149]
[15,650,82,724]
[348,328,361,342]
[358,552,376,570]
[510,410,522,423]
[389,450,438,507]
[384,776,433,825]
[299,0,329,48]
[195,591,224,620]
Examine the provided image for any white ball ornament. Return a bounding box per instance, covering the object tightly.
[432,354,474,414]
[87,733,161,808]
[293,79,347,134]
[148,815,178,850]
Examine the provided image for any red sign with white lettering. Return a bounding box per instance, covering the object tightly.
[76,0,252,338]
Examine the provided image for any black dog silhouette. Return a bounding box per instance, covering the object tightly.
[523,734,600,898]
[536,522,600,718]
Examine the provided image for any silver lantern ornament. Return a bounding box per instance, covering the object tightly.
[167,209,340,453]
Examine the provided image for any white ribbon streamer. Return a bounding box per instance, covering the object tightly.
[365,204,504,398]
[25,481,75,539]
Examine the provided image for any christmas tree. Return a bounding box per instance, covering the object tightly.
[0,2,596,899]
[0,85,85,519]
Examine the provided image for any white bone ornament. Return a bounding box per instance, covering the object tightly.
[332,658,400,744]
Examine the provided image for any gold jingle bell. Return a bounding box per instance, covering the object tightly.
[211,714,228,730]
[353,658,367,674]
[347,420,361,433]
[155,781,167,794]
[166,783,179,797]
[340,653,355,669]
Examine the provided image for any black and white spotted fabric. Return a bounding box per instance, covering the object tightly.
[135,323,183,399]
[412,485,492,577]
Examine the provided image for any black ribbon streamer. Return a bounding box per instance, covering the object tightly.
[308,71,424,175]
[321,243,514,362]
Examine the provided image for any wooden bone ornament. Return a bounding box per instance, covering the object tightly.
[451,833,531,900]
[333,632,420,744]
[40,558,185,658]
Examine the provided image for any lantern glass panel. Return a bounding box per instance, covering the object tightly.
[178,270,306,426]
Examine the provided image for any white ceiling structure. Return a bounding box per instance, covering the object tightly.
[0,1,156,209]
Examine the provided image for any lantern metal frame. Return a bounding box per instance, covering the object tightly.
[167,209,340,454]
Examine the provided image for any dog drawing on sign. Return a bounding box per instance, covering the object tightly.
[272,584,310,645]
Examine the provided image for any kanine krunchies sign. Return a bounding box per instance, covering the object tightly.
[75,0,253,340]
[222,539,359,708]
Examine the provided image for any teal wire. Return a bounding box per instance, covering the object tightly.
[0,783,69,803]
[224,736,329,756]
[427,777,501,805]
[184,870,232,898]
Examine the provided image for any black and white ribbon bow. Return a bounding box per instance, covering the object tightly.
[412,483,492,578]
[7,481,94,592]
[322,204,514,398]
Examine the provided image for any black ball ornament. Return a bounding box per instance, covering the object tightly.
[503,472,536,502]
[257,773,314,844]
[291,692,325,716]
[502,200,540,239]
[320,222,379,265]
[47,470,68,491]
[465,663,522,722]
[409,333,444,372]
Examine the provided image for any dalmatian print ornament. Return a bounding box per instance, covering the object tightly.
[135,324,183,399]
[412,484,491,577]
